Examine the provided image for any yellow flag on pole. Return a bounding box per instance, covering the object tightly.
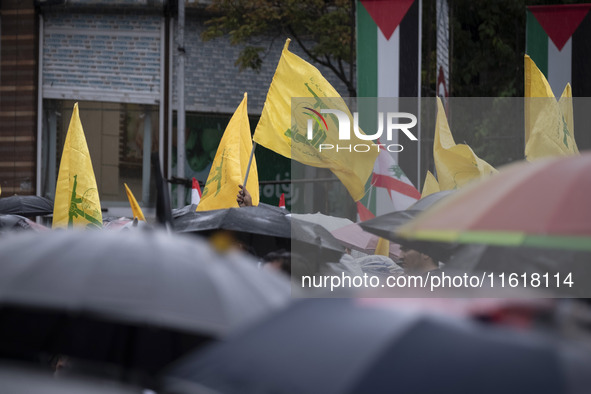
[253,39,378,202]
[524,55,578,161]
[197,93,259,211]
[421,170,440,198]
[433,98,496,191]
[52,103,102,228]
[124,183,146,221]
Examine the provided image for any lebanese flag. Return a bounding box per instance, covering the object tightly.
[357,147,420,221]
[526,4,591,97]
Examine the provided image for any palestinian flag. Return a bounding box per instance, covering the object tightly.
[356,0,422,188]
[357,0,420,98]
[526,4,591,97]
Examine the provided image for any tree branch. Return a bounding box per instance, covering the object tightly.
[287,25,355,95]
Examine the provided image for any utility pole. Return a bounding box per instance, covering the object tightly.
[176,0,186,207]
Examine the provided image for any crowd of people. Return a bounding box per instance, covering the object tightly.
[0,177,589,394]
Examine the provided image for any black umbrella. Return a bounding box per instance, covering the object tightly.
[0,214,48,234]
[174,206,291,238]
[359,190,458,261]
[358,209,457,262]
[166,298,591,394]
[290,217,345,264]
[173,203,288,220]
[444,244,591,297]
[0,364,141,394]
[358,190,455,242]
[406,189,455,210]
[174,206,291,257]
[358,209,421,241]
[0,229,290,386]
[175,205,346,262]
[172,204,199,218]
[0,195,53,217]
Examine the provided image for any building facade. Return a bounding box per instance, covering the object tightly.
[1,0,349,215]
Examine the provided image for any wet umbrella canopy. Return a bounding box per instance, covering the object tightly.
[0,229,290,382]
[0,195,53,217]
[0,214,48,234]
[174,205,345,262]
[358,189,455,245]
[397,153,591,251]
[166,298,591,394]
[0,364,141,394]
[290,217,346,264]
[174,206,291,256]
[290,213,353,232]
[331,223,401,259]
[444,244,591,297]
[175,205,291,239]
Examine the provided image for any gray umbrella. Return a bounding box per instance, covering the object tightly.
[174,206,291,257]
[166,298,591,394]
[290,217,345,264]
[359,190,458,261]
[174,206,345,261]
[0,195,53,217]
[358,190,455,242]
[0,364,142,394]
[0,229,290,383]
[0,214,48,234]
[444,244,591,297]
[406,189,455,210]
[174,206,291,239]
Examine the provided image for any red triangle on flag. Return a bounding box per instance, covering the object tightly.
[191,177,202,206]
[360,0,415,40]
[356,201,376,222]
[278,193,286,209]
[529,4,591,51]
[192,177,202,197]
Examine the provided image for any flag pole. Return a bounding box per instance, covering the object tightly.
[242,142,257,188]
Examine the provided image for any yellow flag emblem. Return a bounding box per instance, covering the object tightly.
[53,103,102,228]
[253,39,378,202]
[524,55,578,161]
[198,93,259,211]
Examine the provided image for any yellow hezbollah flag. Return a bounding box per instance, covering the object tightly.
[198,93,259,211]
[433,98,496,191]
[559,84,575,141]
[524,55,554,145]
[253,39,378,201]
[421,170,440,198]
[53,103,102,228]
[524,55,578,161]
[124,183,146,221]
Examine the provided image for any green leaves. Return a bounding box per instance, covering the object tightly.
[202,0,355,95]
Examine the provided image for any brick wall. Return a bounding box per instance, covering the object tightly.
[0,0,37,196]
